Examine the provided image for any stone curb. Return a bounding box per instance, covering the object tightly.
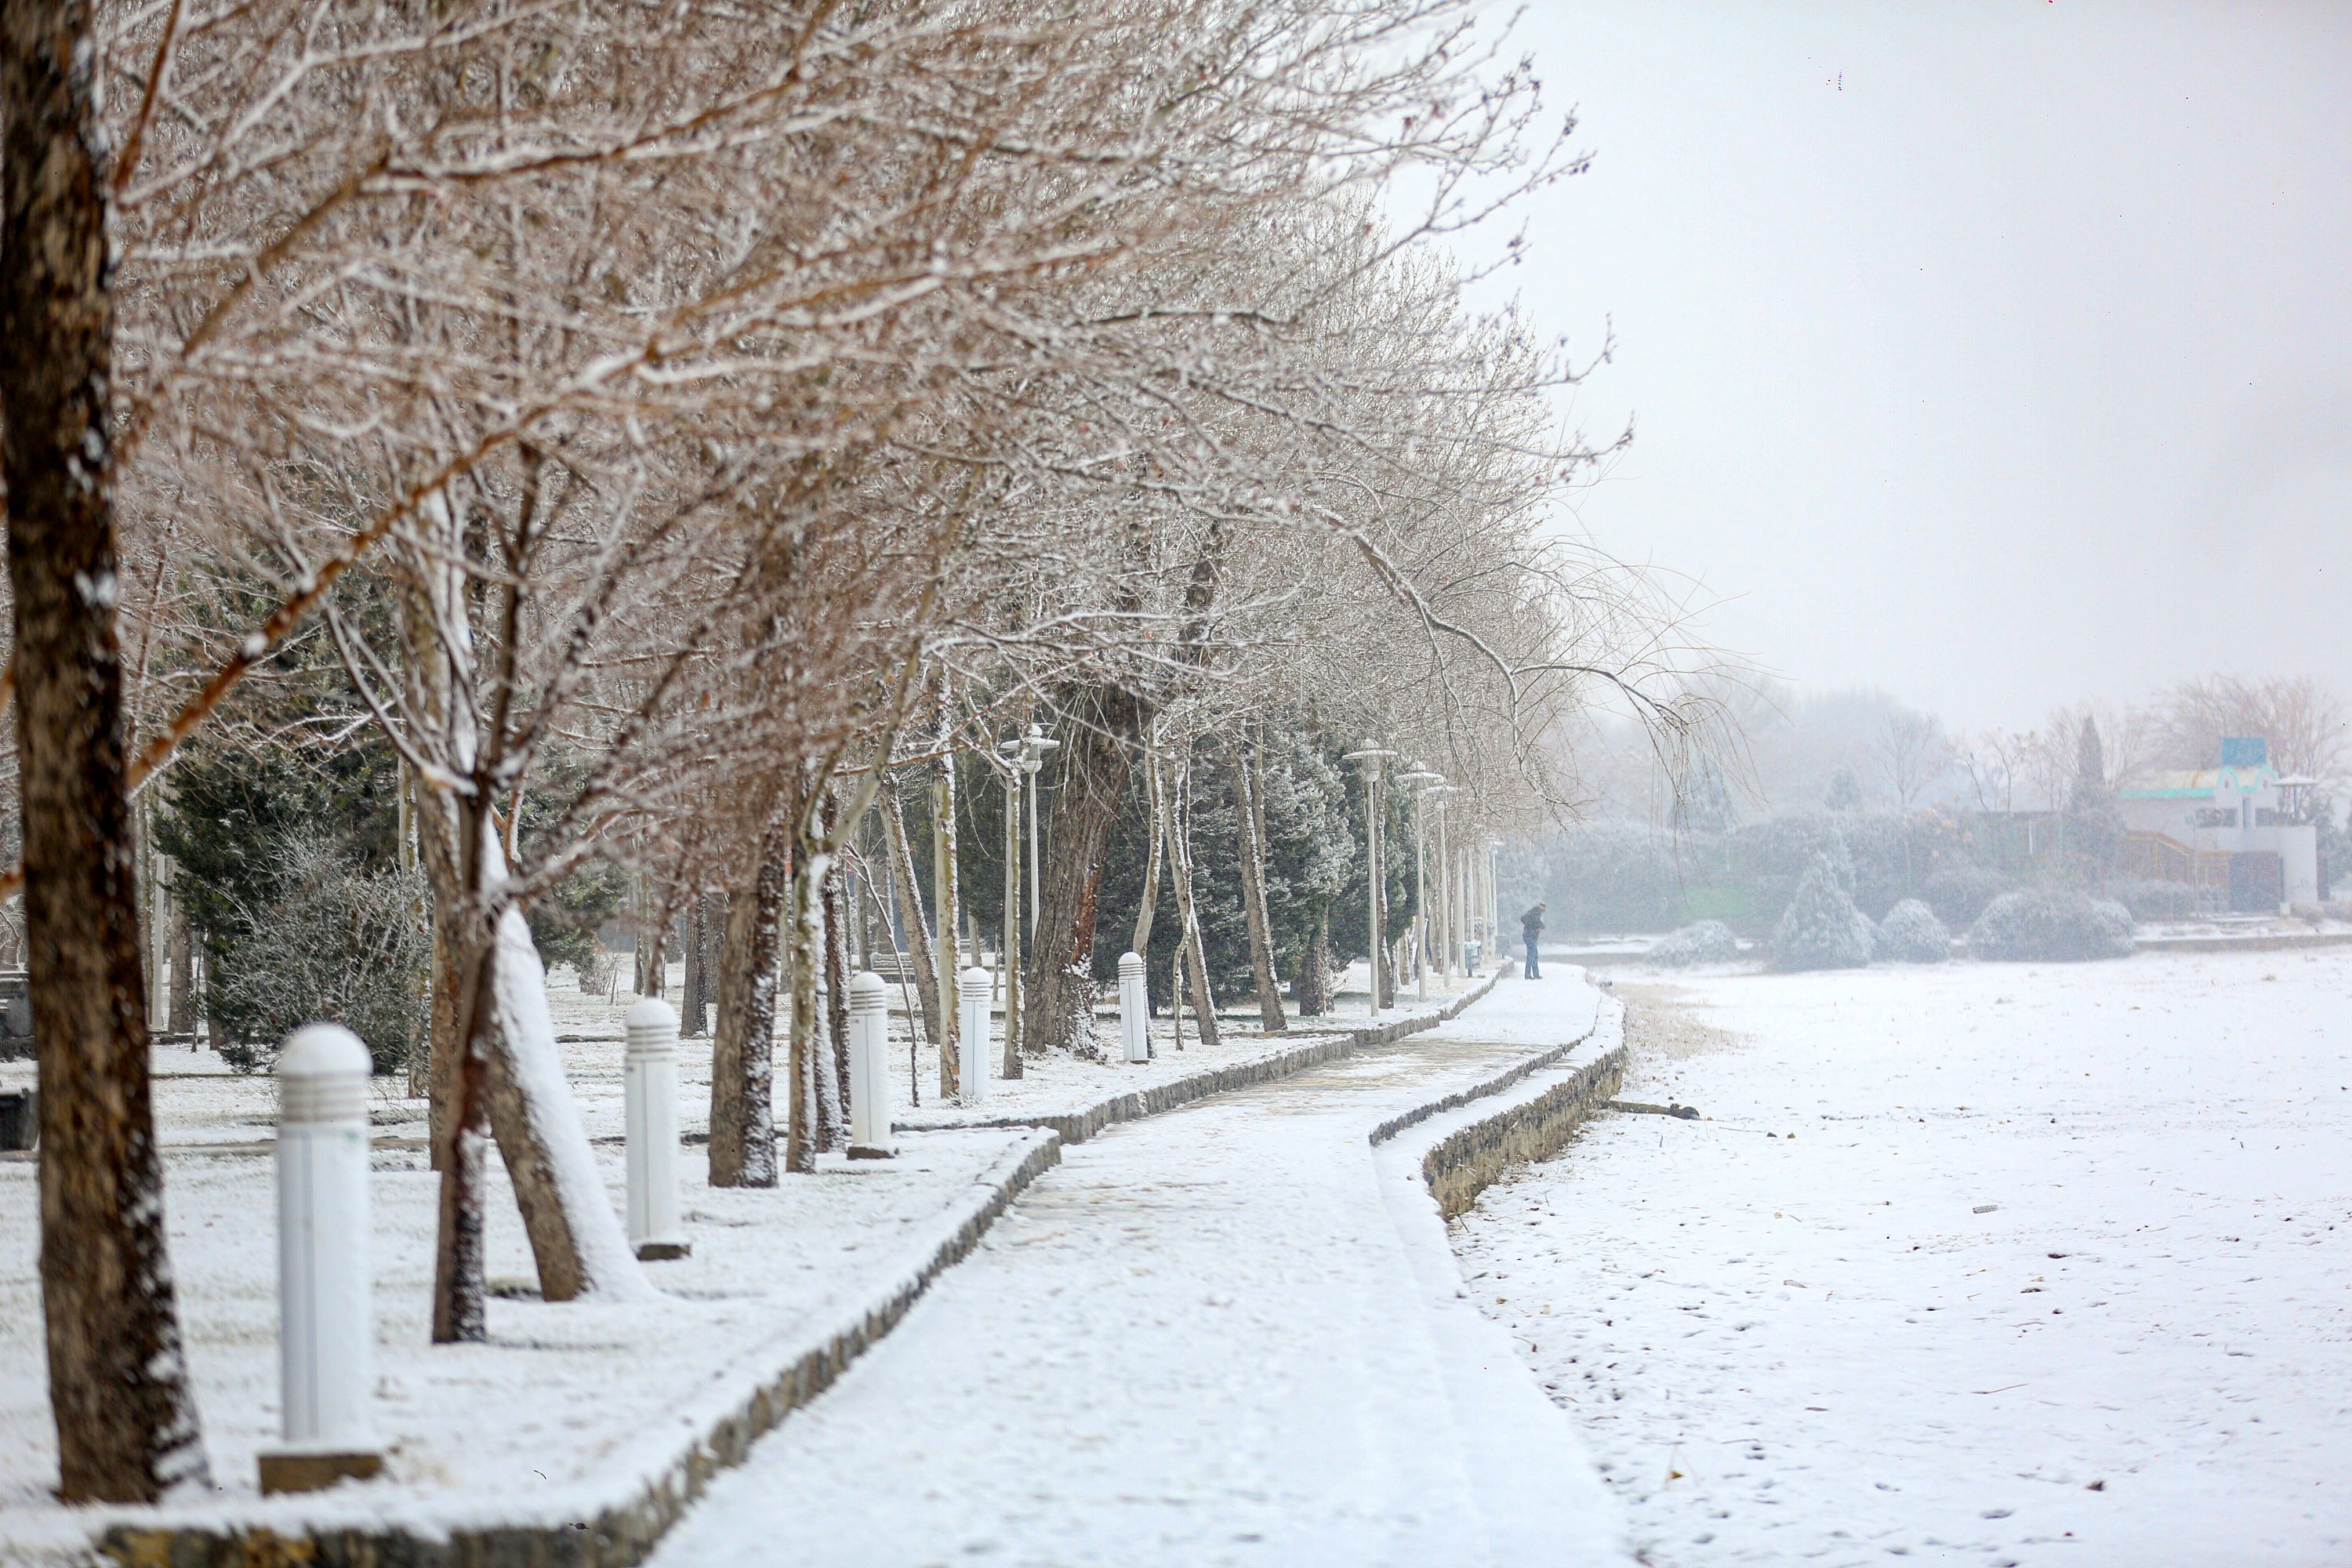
[88,1128,1062,1568]
[2131,930,2352,954]
[898,968,1504,1145]
[1374,995,1631,1220]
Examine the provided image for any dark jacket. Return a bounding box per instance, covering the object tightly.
[1519,906,1545,939]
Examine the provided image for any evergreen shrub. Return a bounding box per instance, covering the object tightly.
[207,836,429,1073]
[1770,858,1875,971]
[1650,920,1740,967]
[1874,898,1951,963]
[1967,889,2136,961]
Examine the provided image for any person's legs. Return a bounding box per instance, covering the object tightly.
[1523,944,1539,979]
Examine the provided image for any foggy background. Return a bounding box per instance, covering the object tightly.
[1468,0,2350,739]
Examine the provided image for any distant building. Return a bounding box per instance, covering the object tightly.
[2115,737,2320,911]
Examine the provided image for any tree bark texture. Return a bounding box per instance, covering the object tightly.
[1167,757,1221,1048]
[930,770,960,1101]
[880,785,941,1042]
[637,882,668,998]
[681,895,706,1036]
[1291,908,1334,1017]
[430,931,496,1342]
[1131,747,1165,964]
[1231,741,1284,1032]
[426,898,459,1163]
[165,884,193,1037]
[821,824,851,1149]
[710,823,787,1187]
[1024,681,1149,1054]
[3,0,212,1495]
[1000,772,1022,1076]
[422,829,618,1316]
[782,843,826,1174]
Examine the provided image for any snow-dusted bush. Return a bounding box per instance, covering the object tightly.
[2104,878,2196,921]
[1966,889,2136,962]
[1874,898,1951,963]
[209,836,429,1074]
[1650,920,1740,967]
[1921,865,2010,927]
[1770,859,1875,971]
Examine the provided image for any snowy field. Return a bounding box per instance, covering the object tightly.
[1455,948,2352,1567]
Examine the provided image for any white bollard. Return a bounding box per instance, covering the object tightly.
[848,971,896,1158]
[1118,951,1149,1062]
[958,966,991,1104]
[263,1024,381,1494]
[623,997,689,1261]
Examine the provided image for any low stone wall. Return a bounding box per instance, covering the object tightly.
[1416,1047,1628,1219]
[2132,930,2352,955]
[1372,993,1628,1221]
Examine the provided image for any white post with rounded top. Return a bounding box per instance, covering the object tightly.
[265,1023,381,1493]
[848,971,895,1157]
[1118,951,1149,1062]
[624,997,688,1260]
[957,966,991,1103]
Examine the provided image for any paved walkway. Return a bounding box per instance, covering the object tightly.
[651,973,1625,1567]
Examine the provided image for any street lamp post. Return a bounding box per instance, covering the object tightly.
[1341,741,1397,1014]
[1486,837,1504,968]
[989,739,1025,1076]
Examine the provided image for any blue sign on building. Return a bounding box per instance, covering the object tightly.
[2220,736,2267,768]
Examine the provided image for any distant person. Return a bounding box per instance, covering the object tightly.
[1520,902,1547,978]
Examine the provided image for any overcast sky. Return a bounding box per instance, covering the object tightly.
[1464,1,2351,734]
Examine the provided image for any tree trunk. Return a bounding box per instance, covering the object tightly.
[1166,757,1221,1048]
[3,0,211,1493]
[430,930,495,1343]
[931,768,960,1101]
[636,877,668,999]
[1294,908,1334,1017]
[166,885,194,1038]
[710,822,787,1187]
[880,784,942,1041]
[426,897,460,1164]
[1001,771,1023,1076]
[1024,681,1149,1054]
[1231,742,1284,1032]
[820,806,851,1149]
[782,841,826,1174]
[423,818,638,1317]
[1131,747,1166,961]
[681,895,706,1036]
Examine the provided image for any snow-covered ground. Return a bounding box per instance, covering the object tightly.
[1455,949,2352,1566]
[0,956,1487,1553]
[0,1105,1038,1544]
[646,969,1624,1568]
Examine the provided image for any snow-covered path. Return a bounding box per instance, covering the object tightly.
[1457,949,2352,1567]
[650,973,1627,1568]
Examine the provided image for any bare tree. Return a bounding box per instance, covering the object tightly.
[2,0,207,1498]
[2148,674,2347,786]
[1877,710,1951,811]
